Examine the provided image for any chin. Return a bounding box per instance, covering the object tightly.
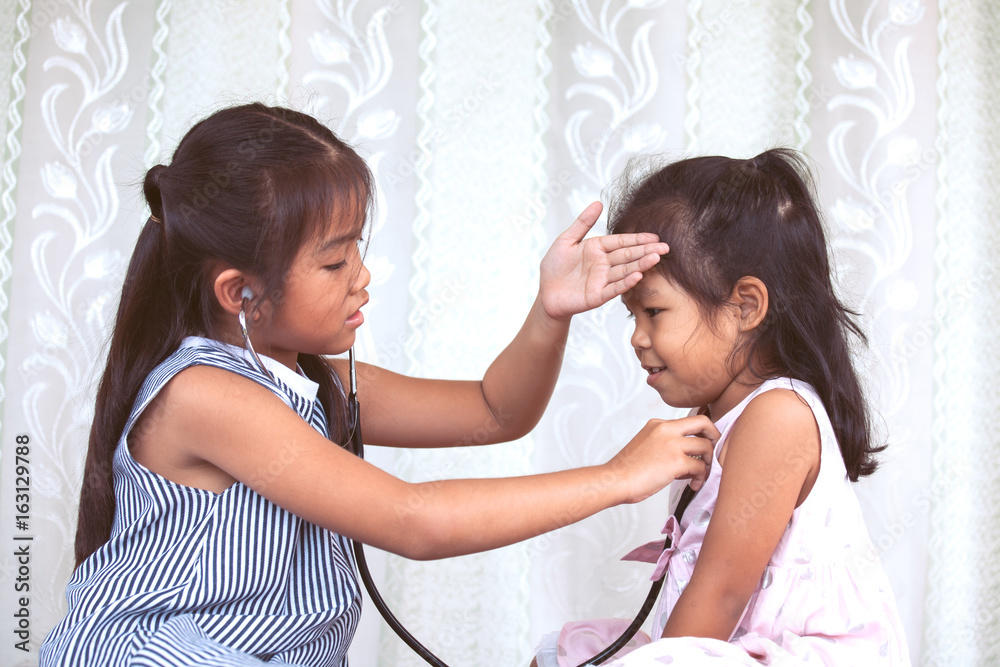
[297,336,354,359]
[653,386,705,411]
[662,398,702,411]
[328,333,357,356]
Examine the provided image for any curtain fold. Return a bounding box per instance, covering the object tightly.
[808,0,940,650]
[0,2,995,666]
[381,0,549,663]
[924,1,1000,664]
[688,0,806,156]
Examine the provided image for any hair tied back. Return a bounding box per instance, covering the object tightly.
[143,164,167,224]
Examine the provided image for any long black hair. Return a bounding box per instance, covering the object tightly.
[75,103,374,566]
[608,148,883,481]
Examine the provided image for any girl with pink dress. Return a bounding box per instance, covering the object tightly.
[536,149,910,667]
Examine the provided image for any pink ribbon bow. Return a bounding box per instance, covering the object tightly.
[620,515,682,581]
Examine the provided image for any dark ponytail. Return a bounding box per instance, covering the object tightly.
[75,195,178,565]
[608,148,884,481]
[75,104,371,566]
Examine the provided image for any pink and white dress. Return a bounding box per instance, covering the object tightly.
[543,378,910,667]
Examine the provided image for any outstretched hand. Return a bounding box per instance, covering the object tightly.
[539,201,669,320]
[608,415,719,505]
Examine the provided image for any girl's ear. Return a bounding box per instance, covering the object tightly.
[213,266,253,316]
[731,276,769,331]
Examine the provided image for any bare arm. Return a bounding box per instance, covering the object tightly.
[661,389,820,638]
[167,364,717,560]
[340,202,669,448]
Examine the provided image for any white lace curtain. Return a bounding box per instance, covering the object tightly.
[0,1,996,666]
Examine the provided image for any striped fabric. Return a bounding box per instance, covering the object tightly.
[40,337,361,666]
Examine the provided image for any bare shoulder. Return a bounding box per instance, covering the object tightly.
[741,387,817,432]
[722,387,820,504]
[129,364,305,493]
[727,388,819,454]
[128,361,411,545]
[147,364,276,427]
[166,362,281,402]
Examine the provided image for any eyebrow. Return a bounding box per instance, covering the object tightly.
[314,229,361,256]
[624,284,660,302]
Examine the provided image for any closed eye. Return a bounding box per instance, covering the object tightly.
[324,261,348,271]
[625,308,662,319]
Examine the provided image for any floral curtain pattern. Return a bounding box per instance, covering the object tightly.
[0,1,994,665]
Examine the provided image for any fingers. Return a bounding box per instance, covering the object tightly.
[599,271,645,302]
[607,251,665,284]
[599,232,666,251]
[638,415,717,492]
[597,250,667,303]
[605,243,670,268]
[560,201,604,244]
[674,454,711,492]
[679,435,715,460]
[674,418,717,491]
[673,414,722,443]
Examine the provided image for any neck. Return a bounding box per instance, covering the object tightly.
[257,345,299,371]
[705,372,764,423]
[218,326,300,372]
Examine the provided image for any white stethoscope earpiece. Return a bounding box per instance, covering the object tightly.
[237,286,271,380]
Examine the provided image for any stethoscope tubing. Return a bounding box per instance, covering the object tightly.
[345,347,691,667]
[576,485,695,666]
[347,349,449,666]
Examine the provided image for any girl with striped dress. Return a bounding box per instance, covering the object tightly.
[40,103,717,666]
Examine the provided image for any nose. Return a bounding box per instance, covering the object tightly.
[630,320,650,353]
[354,261,371,293]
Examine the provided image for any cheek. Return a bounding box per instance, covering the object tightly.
[660,324,696,355]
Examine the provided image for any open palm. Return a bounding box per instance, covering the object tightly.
[539,202,669,320]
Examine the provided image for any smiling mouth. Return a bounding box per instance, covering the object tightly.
[644,365,666,374]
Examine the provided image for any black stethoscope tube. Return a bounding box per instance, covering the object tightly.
[345,348,693,667]
[575,484,695,666]
[347,349,450,667]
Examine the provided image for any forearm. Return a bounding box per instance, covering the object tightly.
[393,463,621,560]
[661,579,748,640]
[479,294,570,439]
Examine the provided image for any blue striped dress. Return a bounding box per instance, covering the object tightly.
[41,337,361,666]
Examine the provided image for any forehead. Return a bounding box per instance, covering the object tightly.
[310,210,365,257]
[623,272,674,302]
[312,228,359,256]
